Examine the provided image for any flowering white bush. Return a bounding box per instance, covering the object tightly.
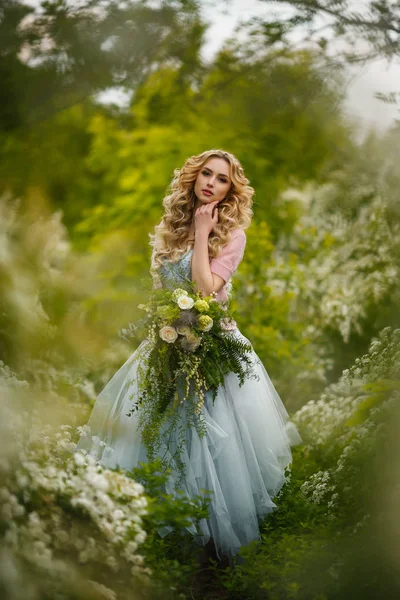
[277,180,400,344]
[0,193,133,402]
[0,368,151,599]
[293,327,400,444]
[293,327,400,517]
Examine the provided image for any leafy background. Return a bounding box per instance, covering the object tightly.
[1,1,399,599]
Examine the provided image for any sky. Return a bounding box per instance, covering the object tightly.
[199,0,400,135]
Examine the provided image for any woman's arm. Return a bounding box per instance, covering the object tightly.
[191,200,247,297]
[191,228,225,297]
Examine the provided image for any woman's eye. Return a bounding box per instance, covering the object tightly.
[202,170,227,183]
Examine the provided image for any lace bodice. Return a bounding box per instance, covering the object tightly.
[158,248,233,301]
[155,227,247,302]
[159,248,193,289]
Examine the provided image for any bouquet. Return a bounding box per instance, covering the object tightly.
[120,284,258,479]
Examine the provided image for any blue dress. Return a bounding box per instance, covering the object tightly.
[76,249,302,557]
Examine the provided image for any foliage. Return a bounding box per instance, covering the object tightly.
[0,0,204,130]
[0,5,357,330]
[0,363,211,600]
[1,3,400,596]
[0,191,147,398]
[129,459,211,599]
[294,326,400,444]
[235,128,400,410]
[73,43,353,247]
[235,219,333,412]
[292,200,398,344]
[218,326,400,599]
[1,175,399,599]
[261,0,400,63]
[0,366,152,600]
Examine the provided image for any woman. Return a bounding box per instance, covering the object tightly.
[76,149,302,559]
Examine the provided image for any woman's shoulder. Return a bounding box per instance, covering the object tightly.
[226,227,247,248]
[228,227,246,241]
[214,228,246,260]
[210,227,247,281]
[214,228,246,256]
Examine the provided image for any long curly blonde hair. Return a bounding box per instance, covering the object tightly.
[149,149,254,280]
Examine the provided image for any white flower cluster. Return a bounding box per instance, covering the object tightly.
[300,470,336,505]
[271,189,399,345]
[316,203,396,342]
[298,395,396,515]
[298,413,379,515]
[153,289,215,351]
[342,327,400,383]
[293,327,400,445]
[294,327,399,516]
[0,360,29,391]
[0,193,72,345]
[293,386,363,446]
[0,387,151,597]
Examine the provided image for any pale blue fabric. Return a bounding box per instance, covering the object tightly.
[76,249,302,557]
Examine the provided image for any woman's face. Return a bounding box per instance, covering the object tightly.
[193,157,231,207]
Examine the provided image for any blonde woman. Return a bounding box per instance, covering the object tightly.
[77,149,302,561]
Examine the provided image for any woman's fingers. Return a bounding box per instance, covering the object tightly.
[195,200,219,216]
[202,200,218,214]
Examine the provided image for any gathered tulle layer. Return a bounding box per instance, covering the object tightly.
[76,329,302,557]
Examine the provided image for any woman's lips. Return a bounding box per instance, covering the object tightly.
[202,189,213,196]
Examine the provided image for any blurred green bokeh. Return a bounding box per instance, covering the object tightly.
[0,1,399,599]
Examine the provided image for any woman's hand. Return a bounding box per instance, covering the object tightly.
[194,200,219,237]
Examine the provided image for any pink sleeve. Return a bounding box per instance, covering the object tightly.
[209,229,246,283]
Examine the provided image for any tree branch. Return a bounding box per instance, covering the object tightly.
[265,0,400,35]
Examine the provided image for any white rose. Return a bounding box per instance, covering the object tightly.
[159,325,178,343]
[177,295,194,309]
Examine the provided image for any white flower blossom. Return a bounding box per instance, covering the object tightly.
[159,325,178,343]
[177,295,195,310]
[0,392,150,596]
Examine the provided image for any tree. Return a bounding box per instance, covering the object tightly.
[71,42,354,249]
[0,0,204,131]
[260,0,400,63]
[0,0,207,229]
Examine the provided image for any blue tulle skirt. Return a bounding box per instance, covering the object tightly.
[76,328,302,557]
